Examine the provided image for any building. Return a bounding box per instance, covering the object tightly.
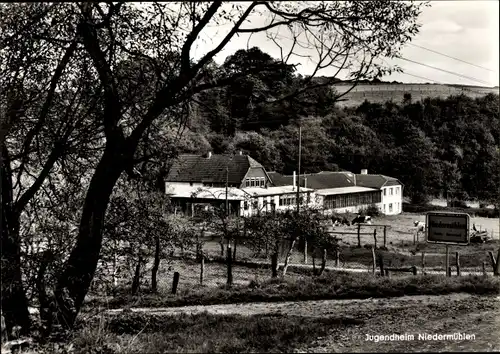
[241,185,316,216]
[165,152,403,216]
[355,169,404,215]
[268,169,403,215]
[165,152,315,216]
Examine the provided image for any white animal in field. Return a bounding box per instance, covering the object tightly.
[414,220,425,233]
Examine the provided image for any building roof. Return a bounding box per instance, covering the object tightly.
[242,186,315,197]
[315,186,378,196]
[165,185,247,200]
[355,174,403,189]
[166,154,263,185]
[269,171,356,189]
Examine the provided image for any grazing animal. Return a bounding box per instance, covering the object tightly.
[414,220,425,233]
[351,215,371,225]
[331,216,350,226]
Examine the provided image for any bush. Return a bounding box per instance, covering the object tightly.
[449,200,468,208]
[403,203,499,218]
[364,204,381,217]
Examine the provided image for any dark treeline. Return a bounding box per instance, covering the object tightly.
[183,48,500,205]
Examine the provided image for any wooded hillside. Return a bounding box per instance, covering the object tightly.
[183,48,500,205]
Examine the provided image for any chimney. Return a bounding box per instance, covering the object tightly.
[239,150,243,155]
[361,169,368,175]
[207,151,212,159]
[293,171,296,191]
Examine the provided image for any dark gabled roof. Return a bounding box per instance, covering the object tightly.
[355,174,403,189]
[269,171,356,189]
[166,154,263,185]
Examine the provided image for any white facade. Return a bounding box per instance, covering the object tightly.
[380,185,403,215]
[240,186,317,217]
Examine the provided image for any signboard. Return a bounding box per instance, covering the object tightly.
[426,212,470,245]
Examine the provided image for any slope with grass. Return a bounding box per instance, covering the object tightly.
[333,83,500,107]
[55,293,500,353]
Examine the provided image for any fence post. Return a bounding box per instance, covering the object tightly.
[371,247,376,274]
[482,262,487,276]
[373,229,377,248]
[494,248,500,276]
[357,224,361,248]
[335,247,340,267]
[383,226,387,248]
[411,265,417,276]
[455,251,461,276]
[378,254,384,276]
[445,245,450,277]
[227,243,233,286]
[421,252,426,275]
[172,272,180,294]
[488,251,497,273]
[200,254,205,286]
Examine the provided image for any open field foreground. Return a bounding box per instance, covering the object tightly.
[35,293,500,353]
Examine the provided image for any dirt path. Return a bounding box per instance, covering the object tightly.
[107,294,500,352]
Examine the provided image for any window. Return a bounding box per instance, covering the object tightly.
[390,188,393,195]
[244,201,248,210]
[250,178,255,187]
[395,187,399,195]
[260,178,265,187]
[384,189,387,196]
[279,196,283,206]
[263,199,268,207]
[383,204,386,212]
[245,179,250,187]
[389,203,393,213]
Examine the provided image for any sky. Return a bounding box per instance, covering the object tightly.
[191,1,499,88]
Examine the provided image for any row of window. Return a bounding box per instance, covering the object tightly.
[245,177,266,187]
[384,202,400,213]
[324,192,381,209]
[384,186,401,196]
[242,193,311,210]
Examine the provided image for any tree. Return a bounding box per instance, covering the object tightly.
[0,2,105,334]
[3,1,427,331]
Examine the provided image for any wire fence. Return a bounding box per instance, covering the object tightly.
[93,235,500,295]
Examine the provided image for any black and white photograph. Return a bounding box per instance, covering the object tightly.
[1,1,499,353]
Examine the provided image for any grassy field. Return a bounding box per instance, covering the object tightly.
[87,269,500,310]
[332,83,499,107]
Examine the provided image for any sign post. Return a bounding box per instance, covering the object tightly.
[426,211,470,277]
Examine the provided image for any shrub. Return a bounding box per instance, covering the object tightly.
[364,204,381,217]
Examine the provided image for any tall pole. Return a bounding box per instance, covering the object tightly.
[225,166,229,217]
[296,125,307,263]
[296,125,301,213]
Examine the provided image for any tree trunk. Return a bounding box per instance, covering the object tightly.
[54,149,123,330]
[219,236,225,257]
[318,249,327,276]
[282,238,297,277]
[1,144,31,335]
[151,234,160,292]
[312,250,316,275]
[36,251,55,338]
[132,254,143,295]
